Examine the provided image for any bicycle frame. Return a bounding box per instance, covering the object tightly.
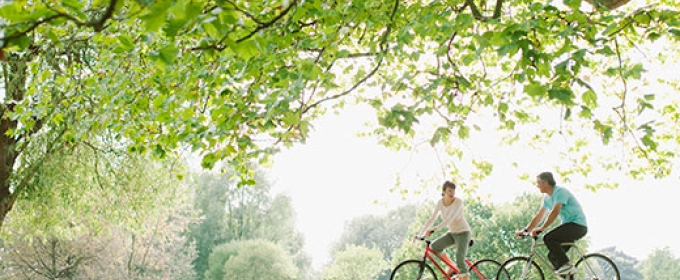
[418,239,483,280]
[520,236,599,279]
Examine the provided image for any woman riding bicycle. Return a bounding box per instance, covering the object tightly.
[418,180,472,280]
[516,171,588,277]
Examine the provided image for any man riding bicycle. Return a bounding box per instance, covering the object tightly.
[516,172,588,277]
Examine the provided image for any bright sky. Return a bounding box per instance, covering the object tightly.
[267,9,679,269]
[268,103,680,270]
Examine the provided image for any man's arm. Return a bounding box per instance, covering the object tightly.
[517,207,547,236]
[533,203,563,234]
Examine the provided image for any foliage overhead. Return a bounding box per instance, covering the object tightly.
[1,0,679,231]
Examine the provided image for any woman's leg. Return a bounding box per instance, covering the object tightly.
[430,233,457,275]
[452,231,471,278]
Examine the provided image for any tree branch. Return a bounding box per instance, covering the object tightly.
[303,0,401,113]
[236,0,299,44]
[465,0,504,21]
[0,0,118,49]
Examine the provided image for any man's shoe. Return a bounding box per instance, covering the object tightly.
[554,264,576,275]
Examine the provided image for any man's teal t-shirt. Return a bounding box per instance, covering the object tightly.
[542,186,587,227]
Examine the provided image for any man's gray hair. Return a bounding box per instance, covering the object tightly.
[537,172,556,186]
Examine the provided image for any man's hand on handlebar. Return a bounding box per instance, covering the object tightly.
[516,228,543,238]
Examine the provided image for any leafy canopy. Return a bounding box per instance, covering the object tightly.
[1,0,679,187]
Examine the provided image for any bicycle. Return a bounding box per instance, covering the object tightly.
[496,232,620,280]
[390,235,503,280]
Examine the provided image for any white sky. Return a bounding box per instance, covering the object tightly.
[267,11,680,269]
[268,103,680,270]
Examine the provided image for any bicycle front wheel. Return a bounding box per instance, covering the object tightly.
[574,253,620,280]
[390,259,438,280]
[496,256,545,280]
[469,259,502,280]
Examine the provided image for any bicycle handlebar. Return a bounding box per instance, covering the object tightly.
[413,234,475,247]
[518,230,541,240]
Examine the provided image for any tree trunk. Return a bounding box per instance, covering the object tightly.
[0,53,29,229]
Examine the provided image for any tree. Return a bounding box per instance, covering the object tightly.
[0,143,197,280]
[205,239,298,280]
[599,247,644,280]
[330,204,416,260]
[186,170,310,279]
[187,172,232,277]
[1,0,679,232]
[0,212,198,280]
[639,247,680,280]
[323,245,389,280]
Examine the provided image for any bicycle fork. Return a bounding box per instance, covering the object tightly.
[521,255,534,279]
[521,240,539,279]
[415,256,428,279]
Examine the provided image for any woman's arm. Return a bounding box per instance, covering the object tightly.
[418,202,441,236]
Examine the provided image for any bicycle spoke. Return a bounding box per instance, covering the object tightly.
[469,259,502,280]
[391,259,438,280]
[574,253,620,280]
[496,256,545,280]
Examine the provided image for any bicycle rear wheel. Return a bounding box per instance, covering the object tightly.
[574,253,620,280]
[390,259,438,280]
[468,258,502,280]
[496,256,545,280]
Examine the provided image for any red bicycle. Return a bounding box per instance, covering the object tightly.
[390,235,503,280]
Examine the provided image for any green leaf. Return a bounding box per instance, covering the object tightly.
[117,35,135,52]
[563,0,583,10]
[624,63,645,79]
[641,134,657,150]
[159,44,179,65]
[203,19,220,38]
[164,19,185,37]
[595,46,616,55]
[633,13,651,25]
[525,83,546,98]
[457,126,469,139]
[430,127,450,146]
[548,88,574,105]
[62,0,87,19]
[281,111,300,126]
[6,35,30,49]
[141,7,168,32]
[231,39,260,60]
[498,43,518,56]
[582,90,597,107]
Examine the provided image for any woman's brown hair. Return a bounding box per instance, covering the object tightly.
[441,180,456,196]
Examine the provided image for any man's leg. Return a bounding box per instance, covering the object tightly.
[548,245,572,269]
[544,223,587,270]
